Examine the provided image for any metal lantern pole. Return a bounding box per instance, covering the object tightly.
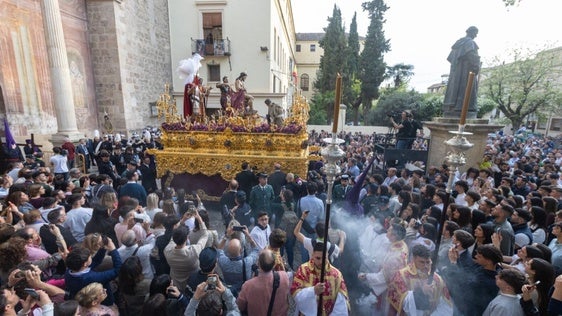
[317,132,345,315]
[430,73,475,279]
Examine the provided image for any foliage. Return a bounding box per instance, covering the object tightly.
[481,47,562,130]
[308,91,330,125]
[344,12,363,125]
[476,96,496,118]
[366,89,444,126]
[314,5,348,124]
[502,0,521,6]
[359,0,390,124]
[345,13,360,80]
[386,63,415,88]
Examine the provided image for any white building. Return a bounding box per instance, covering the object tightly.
[294,33,325,101]
[168,0,298,115]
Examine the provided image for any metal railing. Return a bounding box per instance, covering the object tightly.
[191,38,231,57]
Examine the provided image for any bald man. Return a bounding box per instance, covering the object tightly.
[237,249,291,315]
[117,229,156,279]
[217,232,259,294]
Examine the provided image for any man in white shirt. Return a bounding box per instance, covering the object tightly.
[118,229,156,279]
[250,212,271,251]
[50,146,69,181]
[62,193,92,242]
[454,180,469,206]
[382,168,398,186]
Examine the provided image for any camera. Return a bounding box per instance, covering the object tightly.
[206,275,217,291]
[413,220,422,229]
[386,110,402,121]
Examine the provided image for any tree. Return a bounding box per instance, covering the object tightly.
[346,13,360,79]
[481,48,562,130]
[386,63,414,88]
[502,0,521,6]
[366,89,442,126]
[308,91,330,125]
[314,5,347,124]
[344,12,362,125]
[359,0,390,125]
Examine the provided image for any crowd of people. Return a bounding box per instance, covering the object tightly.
[0,128,560,315]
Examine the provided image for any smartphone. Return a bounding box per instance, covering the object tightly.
[134,218,144,224]
[233,226,245,232]
[24,288,40,300]
[206,275,217,291]
[102,235,109,246]
[304,210,310,214]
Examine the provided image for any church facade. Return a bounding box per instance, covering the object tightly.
[0,0,172,142]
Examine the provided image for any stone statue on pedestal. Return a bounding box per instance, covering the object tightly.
[443,26,480,119]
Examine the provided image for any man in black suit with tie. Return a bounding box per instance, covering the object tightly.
[268,163,286,199]
[235,162,257,198]
[76,138,90,173]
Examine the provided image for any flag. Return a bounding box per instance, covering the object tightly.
[3,119,16,148]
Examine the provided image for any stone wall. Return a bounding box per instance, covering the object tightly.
[0,0,98,137]
[87,0,172,136]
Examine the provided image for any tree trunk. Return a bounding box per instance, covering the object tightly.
[511,117,523,132]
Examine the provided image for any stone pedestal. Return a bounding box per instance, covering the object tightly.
[50,132,84,147]
[424,118,503,173]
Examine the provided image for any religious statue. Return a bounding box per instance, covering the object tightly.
[265,99,284,126]
[177,54,204,118]
[443,26,480,119]
[231,72,254,113]
[216,76,232,110]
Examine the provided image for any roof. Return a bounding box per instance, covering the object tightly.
[296,33,324,41]
[296,32,366,42]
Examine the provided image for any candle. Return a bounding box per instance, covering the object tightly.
[332,74,342,133]
[459,72,475,125]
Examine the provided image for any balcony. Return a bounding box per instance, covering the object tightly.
[191,38,231,57]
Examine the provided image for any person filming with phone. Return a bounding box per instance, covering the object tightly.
[184,273,239,316]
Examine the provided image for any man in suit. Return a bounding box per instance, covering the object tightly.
[75,138,90,173]
[268,163,286,198]
[235,162,257,198]
[138,156,157,193]
[249,173,274,218]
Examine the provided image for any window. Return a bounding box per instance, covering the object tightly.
[296,44,301,52]
[310,44,316,52]
[300,74,309,91]
[202,13,222,55]
[208,65,220,82]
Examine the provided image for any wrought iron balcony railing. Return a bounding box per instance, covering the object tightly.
[191,38,231,57]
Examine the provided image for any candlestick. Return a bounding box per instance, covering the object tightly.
[332,74,342,133]
[459,71,475,125]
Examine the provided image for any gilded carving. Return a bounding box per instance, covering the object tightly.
[149,87,313,181]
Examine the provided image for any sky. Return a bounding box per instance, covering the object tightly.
[291,0,562,92]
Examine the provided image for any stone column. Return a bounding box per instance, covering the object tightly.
[424,118,503,173]
[41,0,82,144]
